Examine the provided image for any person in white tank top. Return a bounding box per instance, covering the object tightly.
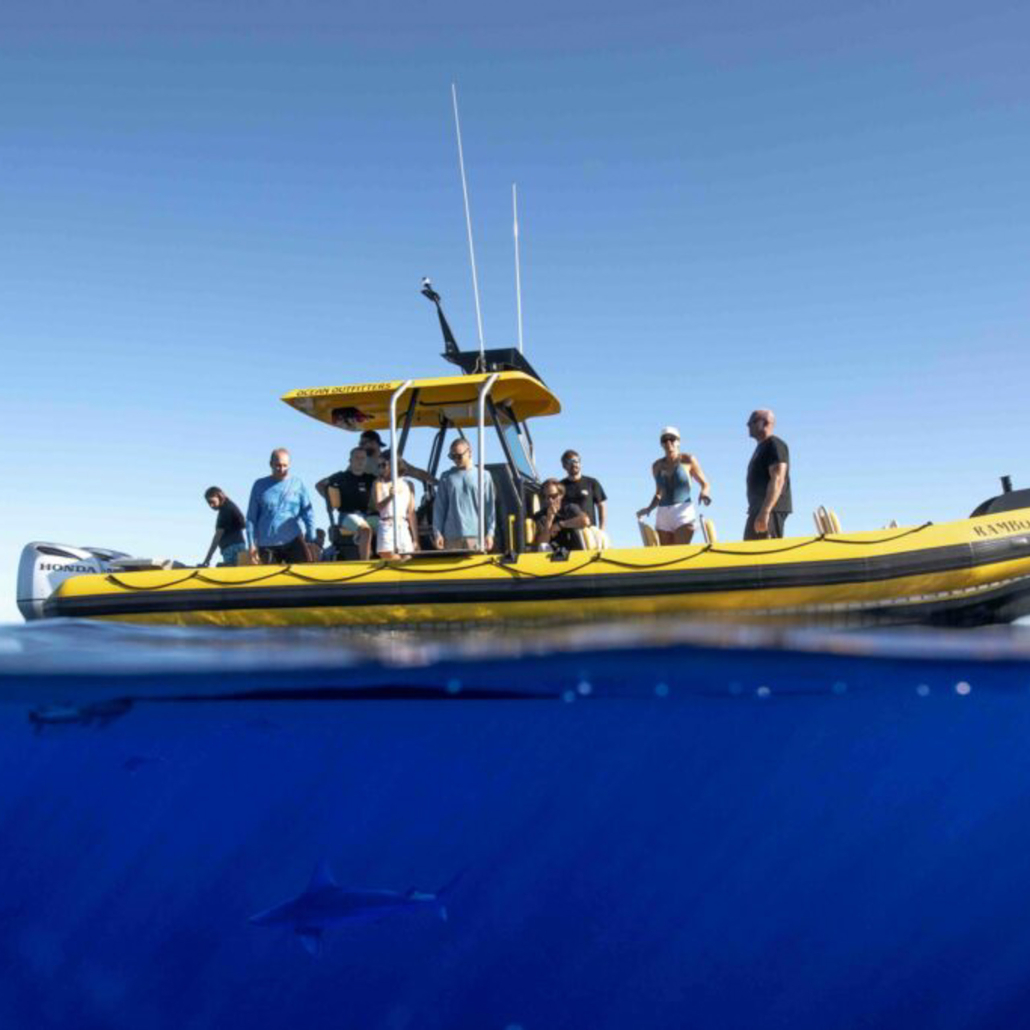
[373,452,419,559]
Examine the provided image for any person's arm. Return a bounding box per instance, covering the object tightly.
[539,496,560,539]
[407,489,420,551]
[687,455,712,506]
[594,480,608,532]
[557,504,590,532]
[374,479,392,512]
[298,484,317,542]
[246,483,260,555]
[636,464,662,519]
[484,475,496,550]
[431,476,448,547]
[315,476,330,499]
[201,528,223,567]
[755,463,788,533]
[400,460,437,487]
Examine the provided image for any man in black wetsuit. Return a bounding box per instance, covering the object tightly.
[745,408,792,540]
[316,447,377,560]
[200,487,247,566]
[560,450,608,536]
[533,479,591,552]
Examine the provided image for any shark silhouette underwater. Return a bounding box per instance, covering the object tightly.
[249,860,462,955]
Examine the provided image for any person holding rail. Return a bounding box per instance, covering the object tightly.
[373,451,419,560]
[637,426,712,545]
[200,487,247,567]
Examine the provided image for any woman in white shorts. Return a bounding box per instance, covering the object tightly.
[373,452,420,559]
[636,426,712,545]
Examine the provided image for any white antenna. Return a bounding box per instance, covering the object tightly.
[451,83,485,360]
[513,182,524,354]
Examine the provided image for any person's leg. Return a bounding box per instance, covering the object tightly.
[656,529,675,546]
[218,543,244,567]
[356,525,372,560]
[768,512,787,539]
[743,512,764,541]
[672,524,695,545]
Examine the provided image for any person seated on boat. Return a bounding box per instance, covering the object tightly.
[432,438,496,551]
[316,446,378,561]
[560,449,608,536]
[200,487,247,567]
[246,448,318,564]
[373,451,420,560]
[361,429,436,489]
[636,426,712,546]
[533,479,590,552]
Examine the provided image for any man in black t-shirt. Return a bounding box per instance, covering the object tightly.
[744,408,792,540]
[533,479,591,552]
[560,450,608,535]
[201,487,247,566]
[316,447,378,560]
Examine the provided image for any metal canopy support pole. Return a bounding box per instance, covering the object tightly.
[389,380,413,552]
[476,373,500,552]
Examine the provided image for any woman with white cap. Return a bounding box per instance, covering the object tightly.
[636,426,712,545]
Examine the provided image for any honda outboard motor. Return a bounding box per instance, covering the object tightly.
[17,542,128,621]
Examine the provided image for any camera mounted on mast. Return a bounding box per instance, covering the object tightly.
[420,278,545,383]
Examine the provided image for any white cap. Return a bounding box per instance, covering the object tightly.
[659,426,680,440]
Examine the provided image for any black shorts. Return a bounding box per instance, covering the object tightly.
[258,536,311,564]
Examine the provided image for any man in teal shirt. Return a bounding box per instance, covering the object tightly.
[246,448,317,564]
[432,439,495,551]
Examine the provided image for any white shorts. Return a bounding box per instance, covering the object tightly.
[655,501,696,533]
[377,515,414,554]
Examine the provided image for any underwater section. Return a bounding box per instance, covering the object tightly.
[2,620,1030,1029]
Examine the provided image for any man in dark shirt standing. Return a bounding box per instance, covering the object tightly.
[745,409,792,540]
[201,487,247,566]
[560,450,608,536]
[533,479,591,552]
[316,447,378,560]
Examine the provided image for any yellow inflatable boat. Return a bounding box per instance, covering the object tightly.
[29,284,1030,628]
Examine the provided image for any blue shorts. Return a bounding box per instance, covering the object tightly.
[219,542,247,567]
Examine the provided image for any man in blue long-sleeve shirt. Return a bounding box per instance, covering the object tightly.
[432,439,495,551]
[246,448,317,564]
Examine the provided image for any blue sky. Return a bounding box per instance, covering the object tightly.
[3,0,1029,621]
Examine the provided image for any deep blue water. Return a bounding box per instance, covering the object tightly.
[3,619,1030,1029]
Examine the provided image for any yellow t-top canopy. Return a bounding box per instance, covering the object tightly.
[281,371,561,431]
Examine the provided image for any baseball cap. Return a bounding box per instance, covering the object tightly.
[659,426,680,440]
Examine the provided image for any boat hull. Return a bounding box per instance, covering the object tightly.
[44,510,1030,628]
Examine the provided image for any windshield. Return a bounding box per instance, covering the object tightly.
[494,406,537,480]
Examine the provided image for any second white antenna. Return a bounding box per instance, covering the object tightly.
[513,183,524,355]
[451,84,485,359]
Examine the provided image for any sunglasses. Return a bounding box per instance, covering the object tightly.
[449,451,468,460]
[545,491,561,499]
[660,436,677,444]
